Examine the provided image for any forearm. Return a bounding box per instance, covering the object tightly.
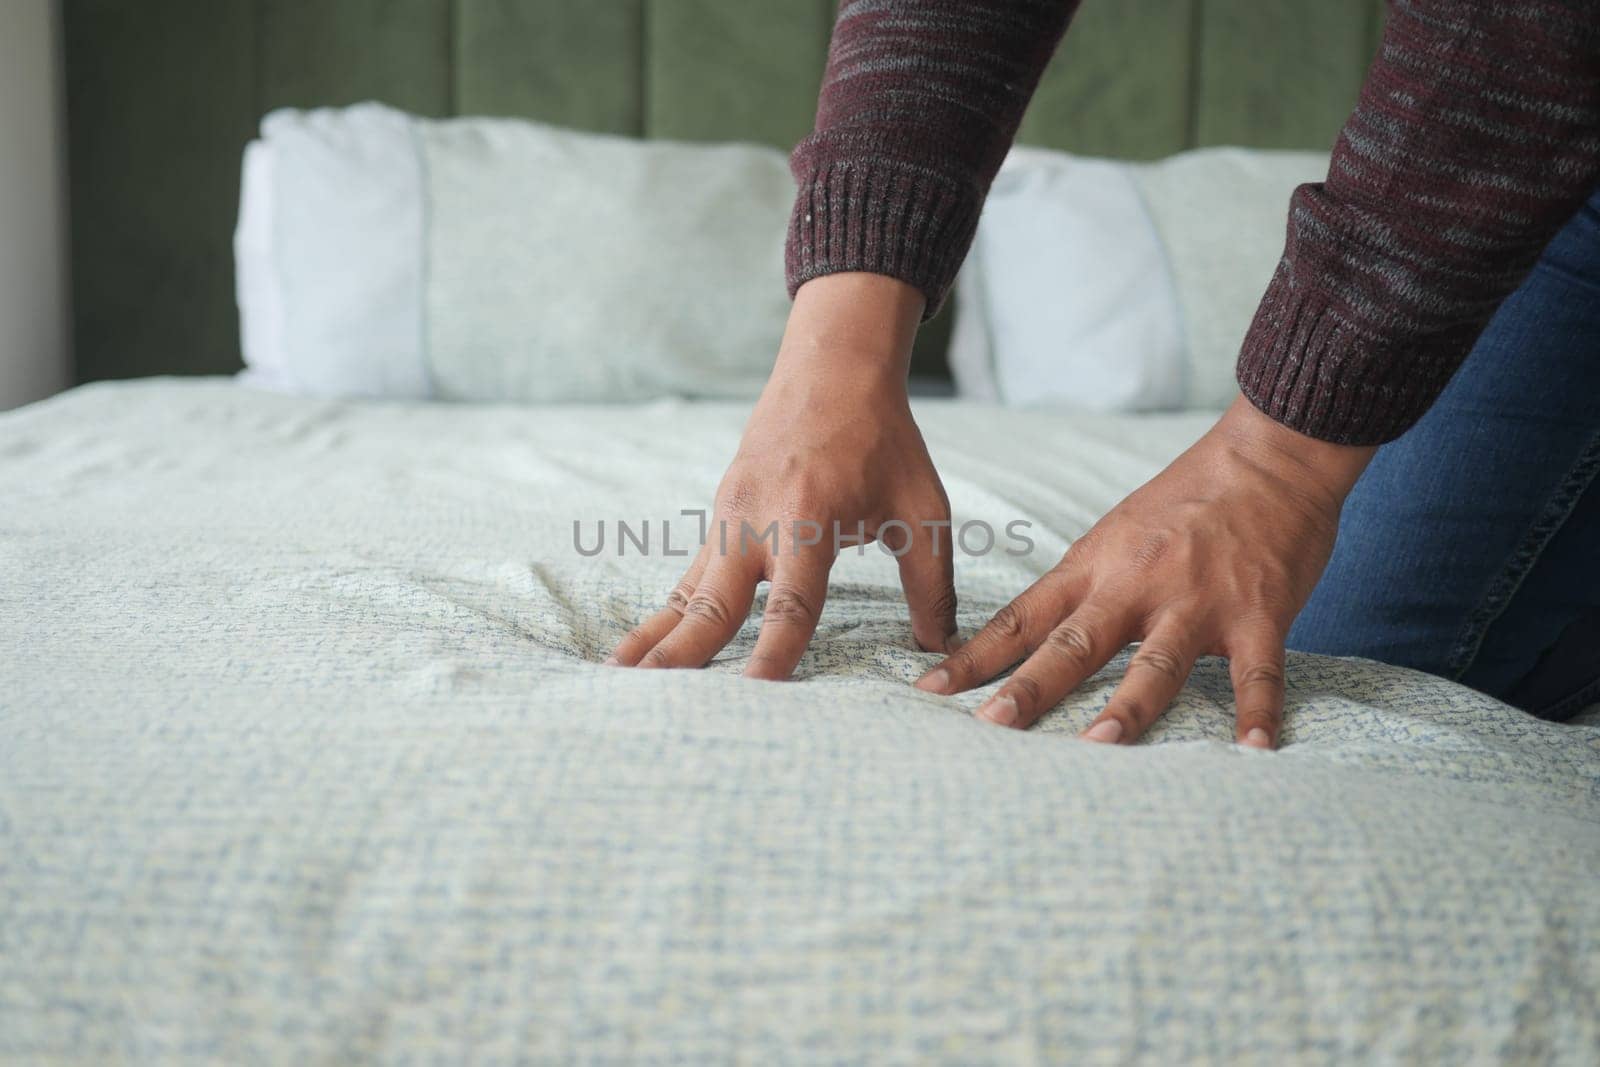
[786,0,1080,318]
[1238,0,1600,446]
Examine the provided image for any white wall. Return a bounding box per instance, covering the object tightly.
[0,0,71,410]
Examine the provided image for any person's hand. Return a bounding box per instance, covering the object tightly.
[607,273,959,679]
[915,397,1376,748]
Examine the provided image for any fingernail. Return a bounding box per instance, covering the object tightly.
[914,668,951,694]
[978,695,1018,727]
[1082,718,1123,744]
[1244,727,1272,749]
[602,656,620,667]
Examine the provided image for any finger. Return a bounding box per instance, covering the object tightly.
[607,547,709,666]
[743,551,832,681]
[637,553,761,669]
[1226,627,1287,749]
[888,517,958,653]
[1078,622,1202,744]
[914,566,1083,695]
[973,602,1129,729]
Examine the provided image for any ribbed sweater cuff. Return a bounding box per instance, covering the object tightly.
[786,158,981,321]
[1235,268,1466,447]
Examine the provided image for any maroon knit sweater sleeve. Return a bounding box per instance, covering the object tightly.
[785,0,1080,318]
[1237,0,1600,444]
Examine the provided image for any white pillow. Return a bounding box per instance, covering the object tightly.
[950,146,1330,411]
[949,150,1185,411]
[235,102,791,402]
[251,104,431,399]
[234,139,289,392]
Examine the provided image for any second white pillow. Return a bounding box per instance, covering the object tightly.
[950,146,1330,411]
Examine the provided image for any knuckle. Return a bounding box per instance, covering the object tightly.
[763,585,818,627]
[1235,659,1286,691]
[1245,608,1291,640]
[1154,595,1205,629]
[783,490,826,522]
[642,646,673,668]
[1130,532,1171,571]
[664,583,694,613]
[1243,587,1293,621]
[684,591,733,627]
[925,585,959,622]
[717,480,760,518]
[912,492,952,527]
[1043,621,1095,665]
[990,603,1030,643]
[1131,643,1185,682]
[778,468,833,514]
[1063,531,1099,565]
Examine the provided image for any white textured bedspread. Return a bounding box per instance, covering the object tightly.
[3,380,1598,1063]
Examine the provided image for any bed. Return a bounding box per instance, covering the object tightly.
[4,380,1598,1060]
[10,1,1598,1061]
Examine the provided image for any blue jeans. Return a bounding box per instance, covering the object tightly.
[1288,187,1600,721]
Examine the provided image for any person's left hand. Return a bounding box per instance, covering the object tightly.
[914,396,1376,748]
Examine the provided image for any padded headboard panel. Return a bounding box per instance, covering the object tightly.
[63,0,1386,384]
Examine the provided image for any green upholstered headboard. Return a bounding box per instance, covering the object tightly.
[63,0,1386,384]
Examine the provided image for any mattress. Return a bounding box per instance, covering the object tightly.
[3,379,1597,1063]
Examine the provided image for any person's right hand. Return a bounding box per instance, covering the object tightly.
[606,273,959,679]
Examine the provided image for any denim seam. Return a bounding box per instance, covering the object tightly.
[1540,672,1600,722]
[1445,427,1600,680]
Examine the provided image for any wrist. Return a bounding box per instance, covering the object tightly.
[774,272,924,388]
[1216,395,1377,511]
